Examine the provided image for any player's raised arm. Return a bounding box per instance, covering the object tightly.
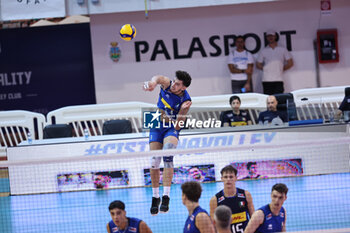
[244,210,264,233]
[143,75,171,91]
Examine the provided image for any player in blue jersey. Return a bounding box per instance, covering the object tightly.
[107,200,152,233]
[143,71,192,215]
[182,181,215,233]
[244,183,288,233]
[210,165,255,233]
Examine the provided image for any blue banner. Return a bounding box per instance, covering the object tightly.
[0,23,96,114]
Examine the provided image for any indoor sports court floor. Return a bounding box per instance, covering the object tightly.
[1,173,349,233]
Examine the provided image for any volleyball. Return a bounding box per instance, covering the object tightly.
[119,24,136,41]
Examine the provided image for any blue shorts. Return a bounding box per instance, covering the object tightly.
[149,124,180,143]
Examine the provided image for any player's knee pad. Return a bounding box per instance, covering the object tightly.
[162,143,175,168]
[163,143,177,150]
[151,156,161,169]
[163,156,174,168]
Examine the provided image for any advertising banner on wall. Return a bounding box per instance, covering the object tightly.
[143,164,215,185]
[231,158,303,180]
[0,0,65,21]
[0,23,96,114]
[57,170,129,192]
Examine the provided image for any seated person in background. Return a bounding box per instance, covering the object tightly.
[258,95,287,125]
[221,96,252,127]
[336,94,350,122]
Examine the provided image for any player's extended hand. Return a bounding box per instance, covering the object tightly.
[181,101,192,110]
[143,81,157,91]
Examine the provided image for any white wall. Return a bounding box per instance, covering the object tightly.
[90,0,350,104]
[86,0,278,14]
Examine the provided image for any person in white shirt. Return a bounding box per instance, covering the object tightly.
[256,30,293,95]
[227,36,254,93]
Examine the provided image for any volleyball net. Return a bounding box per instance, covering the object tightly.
[0,134,349,233]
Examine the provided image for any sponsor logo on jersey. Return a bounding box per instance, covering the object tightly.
[280,212,284,218]
[268,224,273,230]
[237,193,245,198]
[129,227,137,232]
[112,227,118,232]
[266,213,272,220]
[190,215,194,221]
[231,212,247,224]
[187,223,191,230]
[231,121,248,126]
[218,196,225,203]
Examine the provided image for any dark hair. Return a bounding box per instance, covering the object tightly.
[229,95,241,105]
[235,35,245,42]
[181,181,202,202]
[109,200,125,211]
[246,162,257,170]
[272,183,288,195]
[214,205,232,229]
[176,70,192,87]
[220,165,237,176]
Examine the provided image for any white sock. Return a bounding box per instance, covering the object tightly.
[152,187,159,198]
[163,186,171,197]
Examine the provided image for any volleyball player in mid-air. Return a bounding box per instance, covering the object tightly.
[143,70,192,215]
